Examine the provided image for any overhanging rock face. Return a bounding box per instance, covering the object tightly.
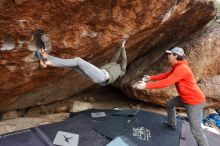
[0,0,216,112]
[118,24,220,108]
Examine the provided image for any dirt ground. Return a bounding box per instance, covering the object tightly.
[0,85,170,134]
[0,85,208,135]
[73,85,168,114]
[0,85,219,136]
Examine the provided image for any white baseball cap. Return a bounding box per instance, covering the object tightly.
[166,47,185,57]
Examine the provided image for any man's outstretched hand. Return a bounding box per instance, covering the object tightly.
[133,81,147,90]
[121,38,127,48]
[142,75,150,82]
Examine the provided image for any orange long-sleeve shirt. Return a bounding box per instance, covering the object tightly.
[146,61,205,104]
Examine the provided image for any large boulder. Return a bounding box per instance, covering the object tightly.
[0,0,216,112]
[118,24,220,108]
[198,75,220,108]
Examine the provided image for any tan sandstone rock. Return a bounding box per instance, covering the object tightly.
[0,0,216,112]
[70,101,92,112]
[117,24,220,108]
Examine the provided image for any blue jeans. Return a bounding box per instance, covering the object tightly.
[166,96,209,146]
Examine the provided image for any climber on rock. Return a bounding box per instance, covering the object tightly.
[34,38,128,86]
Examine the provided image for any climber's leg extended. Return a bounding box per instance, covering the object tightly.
[46,55,109,84]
